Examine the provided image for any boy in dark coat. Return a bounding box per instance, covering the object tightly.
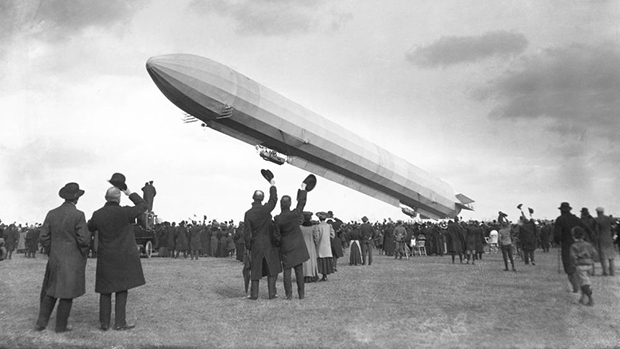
[88,180,147,331]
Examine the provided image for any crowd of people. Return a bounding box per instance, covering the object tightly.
[2,171,619,331]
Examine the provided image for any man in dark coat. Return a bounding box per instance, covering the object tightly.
[360,216,375,265]
[273,184,309,300]
[446,220,464,264]
[141,181,156,212]
[36,182,90,333]
[243,177,281,300]
[88,183,148,331]
[554,202,586,293]
[518,217,538,265]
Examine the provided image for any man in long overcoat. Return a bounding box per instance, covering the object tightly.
[360,216,375,265]
[273,185,309,300]
[141,181,156,211]
[446,220,465,264]
[554,202,586,292]
[36,182,90,333]
[243,179,281,300]
[88,184,147,331]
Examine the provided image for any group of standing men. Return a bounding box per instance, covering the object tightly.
[35,173,147,333]
[243,170,322,300]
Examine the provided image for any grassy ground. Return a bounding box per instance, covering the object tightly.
[1,248,620,349]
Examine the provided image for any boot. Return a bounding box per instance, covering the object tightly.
[579,286,588,305]
[267,276,277,299]
[569,273,580,293]
[585,285,594,306]
[249,280,259,300]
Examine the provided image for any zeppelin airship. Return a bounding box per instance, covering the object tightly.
[146,54,473,219]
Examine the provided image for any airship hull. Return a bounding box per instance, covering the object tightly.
[146,54,469,219]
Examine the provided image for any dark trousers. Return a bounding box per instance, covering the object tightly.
[283,264,304,299]
[523,249,535,264]
[250,276,277,299]
[361,242,373,265]
[99,290,128,329]
[501,245,515,269]
[36,295,73,332]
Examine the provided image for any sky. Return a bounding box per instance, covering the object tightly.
[1,0,619,225]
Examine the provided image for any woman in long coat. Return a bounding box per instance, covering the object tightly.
[348,225,363,266]
[314,213,334,281]
[300,213,319,282]
[329,220,344,271]
[210,225,220,257]
[383,224,395,256]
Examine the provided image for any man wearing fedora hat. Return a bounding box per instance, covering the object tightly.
[554,202,588,293]
[35,182,90,333]
[88,175,148,331]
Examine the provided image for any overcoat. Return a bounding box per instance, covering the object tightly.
[189,225,202,250]
[175,225,188,250]
[314,222,334,258]
[596,215,616,260]
[300,222,318,277]
[40,202,90,299]
[274,189,310,269]
[554,212,585,275]
[166,225,176,250]
[88,193,147,294]
[465,226,477,251]
[518,221,538,251]
[446,222,464,254]
[243,186,281,280]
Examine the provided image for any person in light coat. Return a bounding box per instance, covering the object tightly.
[314,212,334,281]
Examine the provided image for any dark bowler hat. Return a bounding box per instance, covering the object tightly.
[361,216,369,222]
[580,207,589,214]
[303,174,317,192]
[558,202,572,211]
[302,211,313,220]
[260,169,274,183]
[59,182,85,200]
[108,172,127,190]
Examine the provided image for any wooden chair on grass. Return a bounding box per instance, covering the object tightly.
[412,240,427,256]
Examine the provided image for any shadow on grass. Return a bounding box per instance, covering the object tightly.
[213,284,246,298]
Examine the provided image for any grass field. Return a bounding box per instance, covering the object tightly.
[1,248,620,349]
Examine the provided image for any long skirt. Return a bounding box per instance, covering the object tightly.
[331,237,344,258]
[349,240,363,265]
[317,257,334,275]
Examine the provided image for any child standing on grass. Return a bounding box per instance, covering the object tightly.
[570,226,598,306]
[226,232,236,258]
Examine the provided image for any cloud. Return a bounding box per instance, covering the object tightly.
[0,0,145,44]
[477,42,620,139]
[189,0,352,36]
[406,30,528,68]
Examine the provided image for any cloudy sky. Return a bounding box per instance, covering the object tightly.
[2,0,619,225]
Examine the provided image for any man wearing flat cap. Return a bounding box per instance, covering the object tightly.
[36,182,90,333]
[554,202,587,293]
[88,175,148,331]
